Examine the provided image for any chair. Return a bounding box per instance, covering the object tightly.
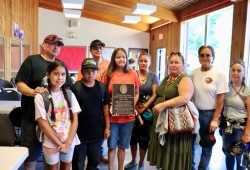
[10,77,16,88]
[9,107,22,145]
[0,79,14,88]
[0,116,15,146]
[0,87,21,101]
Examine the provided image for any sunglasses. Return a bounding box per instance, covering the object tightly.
[170,52,182,57]
[199,54,211,58]
[92,46,103,51]
[230,60,245,67]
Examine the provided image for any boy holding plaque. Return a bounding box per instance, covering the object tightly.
[102,48,141,170]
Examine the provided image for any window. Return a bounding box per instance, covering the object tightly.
[182,6,233,80]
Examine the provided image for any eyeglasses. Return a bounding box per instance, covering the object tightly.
[199,54,211,58]
[231,60,245,67]
[170,52,182,57]
[92,46,103,51]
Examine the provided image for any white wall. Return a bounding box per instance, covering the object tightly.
[39,8,150,52]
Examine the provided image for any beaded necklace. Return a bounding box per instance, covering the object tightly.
[166,72,184,86]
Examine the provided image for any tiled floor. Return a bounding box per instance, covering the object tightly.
[19,129,226,170]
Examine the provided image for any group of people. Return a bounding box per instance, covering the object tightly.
[15,33,250,170]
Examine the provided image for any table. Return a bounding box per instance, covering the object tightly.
[0,101,21,114]
[0,147,29,170]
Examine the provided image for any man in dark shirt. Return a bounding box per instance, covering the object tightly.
[16,34,72,170]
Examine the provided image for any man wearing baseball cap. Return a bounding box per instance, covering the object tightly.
[16,34,72,170]
[72,58,110,169]
[77,39,110,163]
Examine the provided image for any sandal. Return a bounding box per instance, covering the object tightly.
[124,162,138,169]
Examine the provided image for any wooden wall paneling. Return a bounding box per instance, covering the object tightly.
[231,0,248,61]
[0,0,38,80]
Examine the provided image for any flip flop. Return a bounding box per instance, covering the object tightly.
[124,162,138,169]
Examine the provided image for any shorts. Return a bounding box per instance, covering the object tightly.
[21,119,42,162]
[43,146,75,165]
[108,121,134,149]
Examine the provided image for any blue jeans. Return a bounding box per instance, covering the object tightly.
[222,127,245,170]
[101,140,105,157]
[198,109,215,170]
[72,140,102,170]
[108,121,134,149]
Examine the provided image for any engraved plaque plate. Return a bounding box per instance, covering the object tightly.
[112,84,134,116]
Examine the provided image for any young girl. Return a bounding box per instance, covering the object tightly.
[102,48,141,170]
[35,60,81,170]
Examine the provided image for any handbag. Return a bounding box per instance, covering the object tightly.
[163,75,195,134]
[168,104,195,134]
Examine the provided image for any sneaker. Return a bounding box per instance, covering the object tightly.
[100,156,108,164]
[138,165,144,170]
[124,162,138,169]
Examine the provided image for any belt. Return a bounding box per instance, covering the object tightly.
[198,109,215,112]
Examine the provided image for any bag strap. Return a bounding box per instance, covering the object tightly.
[232,85,247,108]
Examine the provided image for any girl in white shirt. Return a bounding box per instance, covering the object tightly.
[35,60,81,170]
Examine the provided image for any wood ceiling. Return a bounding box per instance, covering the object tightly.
[39,0,201,32]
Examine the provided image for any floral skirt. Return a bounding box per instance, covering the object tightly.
[147,112,193,170]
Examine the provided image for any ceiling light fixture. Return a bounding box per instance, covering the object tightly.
[62,0,85,9]
[63,9,81,18]
[132,3,157,15]
[122,16,141,24]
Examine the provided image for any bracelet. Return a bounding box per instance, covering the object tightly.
[105,129,111,133]
[142,105,147,109]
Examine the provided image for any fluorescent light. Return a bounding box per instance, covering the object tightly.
[63,9,81,18]
[62,0,84,9]
[132,3,157,15]
[122,16,141,24]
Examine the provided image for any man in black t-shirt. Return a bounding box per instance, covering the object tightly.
[16,34,72,170]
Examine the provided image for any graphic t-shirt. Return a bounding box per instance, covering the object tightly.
[35,90,81,148]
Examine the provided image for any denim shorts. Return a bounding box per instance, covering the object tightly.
[108,121,134,149]
[43,146,74,165]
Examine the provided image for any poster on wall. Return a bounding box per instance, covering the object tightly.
[14,23,19,37]
[128,48,148,70]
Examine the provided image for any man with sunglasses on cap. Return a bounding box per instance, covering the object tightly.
[77,39,110,164]
[16,34,72,170]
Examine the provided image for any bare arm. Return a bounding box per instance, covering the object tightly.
[37,118,63,147]
[242,95,250,145]
[152,77,194,114]
[103,105,110,140]
[209,93,225,133]
[17,81,45,97]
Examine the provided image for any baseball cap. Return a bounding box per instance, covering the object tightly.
[81,58,99,70]
[43,34,64,46]
[90,39,105,49]
[199,133,216,148]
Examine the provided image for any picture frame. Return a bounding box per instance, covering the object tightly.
[88,47,115,61]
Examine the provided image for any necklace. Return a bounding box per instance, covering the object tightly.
[166,72,184,86]
[138,71,148,84]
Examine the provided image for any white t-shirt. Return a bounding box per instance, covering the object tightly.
[35,90,81,148]
[191,67,229,110]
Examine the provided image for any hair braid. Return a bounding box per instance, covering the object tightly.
[48,84,55,121]
[62,86,73,121]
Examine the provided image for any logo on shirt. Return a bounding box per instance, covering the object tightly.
[205,77,213,84]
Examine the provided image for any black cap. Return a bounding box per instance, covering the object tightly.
[81,58,98,70]
[199,133,216,148]
[90,39,105,49]
[43,34,64,46]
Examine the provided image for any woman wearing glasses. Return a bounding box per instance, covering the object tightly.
[147,52,195,170]
[191,45,228,170]
[221,60,250,170]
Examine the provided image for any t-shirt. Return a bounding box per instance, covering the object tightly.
[190,67,229,110]
[102,70,142,123]
[15,54,72,121]
[77,58,110,81]
[137,70,159,96]
[35,90,81,148]
[71,80,110,142]
[223,85,250,119]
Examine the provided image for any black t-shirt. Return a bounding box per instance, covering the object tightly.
[15,54,72,122]
[71,80,110,142]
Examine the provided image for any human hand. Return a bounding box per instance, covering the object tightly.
[59,143,71,153]
[33,86,46,96]
[135,104,145,114]
[152,103,164,114]
[104,129,110,140]
[209,119,218,133]
[242,134,250,145]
